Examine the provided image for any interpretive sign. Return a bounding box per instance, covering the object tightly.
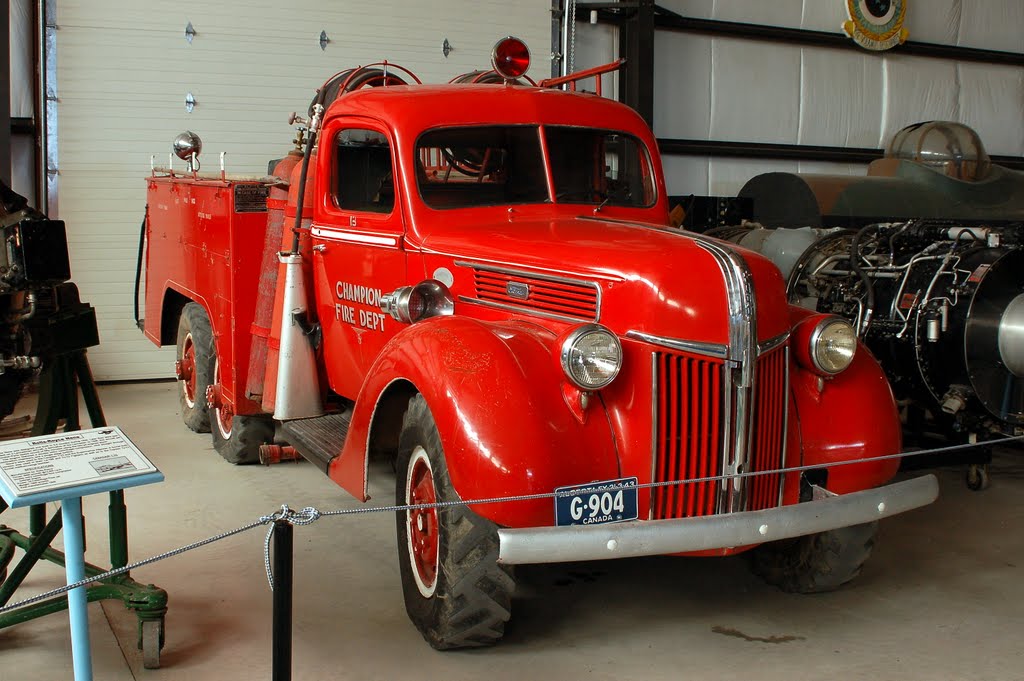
[0,426,162,508]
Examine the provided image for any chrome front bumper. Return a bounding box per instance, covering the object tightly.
[497,474,938,565]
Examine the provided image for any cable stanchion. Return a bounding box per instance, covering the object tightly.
[271,519,293,681]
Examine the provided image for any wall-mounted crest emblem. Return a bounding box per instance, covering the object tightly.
[843,0,908,51]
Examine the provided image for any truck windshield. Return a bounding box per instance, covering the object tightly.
[415,125,655,210]
[416,126,548,209]
[545,126,655,207]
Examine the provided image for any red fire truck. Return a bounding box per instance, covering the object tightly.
[142,38,938,649]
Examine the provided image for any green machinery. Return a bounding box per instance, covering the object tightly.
[0,283,168,669]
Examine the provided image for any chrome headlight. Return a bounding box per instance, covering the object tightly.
[560,324,622,390]
[809,318,857,375]
[380,280,454,324]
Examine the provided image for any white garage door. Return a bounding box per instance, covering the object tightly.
[56,0,551,380]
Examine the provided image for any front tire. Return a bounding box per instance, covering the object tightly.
[751,521,878,593]
[395,395,515,650]
[176,303,213,433]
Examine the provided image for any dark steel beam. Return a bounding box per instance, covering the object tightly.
[657,137,1024,171]
[654,10,1024,67]
[32,0,43,208]
[658,13,1024,66]
[657,138,882,163]
[617,0,654,127]
[550,0,563,79]
[581,4,1024,67]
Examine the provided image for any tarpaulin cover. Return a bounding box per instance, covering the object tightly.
[10,0,34,118]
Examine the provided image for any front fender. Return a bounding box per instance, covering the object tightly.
[791,343,902,493]
[329,316,620,527]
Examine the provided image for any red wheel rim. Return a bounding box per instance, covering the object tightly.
[180,333,197,407]
[406,447,439,597]
[214,359,233,438]
[215,403,234,438]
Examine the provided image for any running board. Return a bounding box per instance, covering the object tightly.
[279,411,352,474]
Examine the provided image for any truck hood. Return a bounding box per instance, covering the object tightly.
[419,216,791,347]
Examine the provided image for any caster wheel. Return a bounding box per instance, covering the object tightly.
[141,619,164,669]
[965,464,990,491]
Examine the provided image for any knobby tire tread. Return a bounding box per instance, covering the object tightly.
[751,521,878,594]
[397,394,514,650]
[177,303,213,433]
[212,414,274,465]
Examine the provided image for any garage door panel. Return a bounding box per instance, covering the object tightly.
[58,1,549,380]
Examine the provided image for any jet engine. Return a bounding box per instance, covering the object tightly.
[712,122,1024,482]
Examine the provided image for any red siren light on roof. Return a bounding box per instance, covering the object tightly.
[491,36,530,81]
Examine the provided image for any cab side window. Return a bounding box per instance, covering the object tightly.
[334,128,394,213]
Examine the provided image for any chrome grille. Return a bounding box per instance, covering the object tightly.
[652,352,724,519]
[652,345,788,519]
[747,345,788,511]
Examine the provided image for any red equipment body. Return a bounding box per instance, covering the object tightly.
[144,177,268,420]
[143,57,931,561]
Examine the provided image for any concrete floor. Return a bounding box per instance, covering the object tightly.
[0,381,1022,680]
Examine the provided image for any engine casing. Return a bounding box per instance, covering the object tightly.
[718,221,1024,438]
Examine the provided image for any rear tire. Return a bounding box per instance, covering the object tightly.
[176,303,213,433]
[211,358,273,464]
[395,395,515,650]
[751,522,878,593]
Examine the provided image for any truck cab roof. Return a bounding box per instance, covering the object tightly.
[327,83,655,139]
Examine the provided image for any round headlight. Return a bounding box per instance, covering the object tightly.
[560,325,622,390]
[380,280,454,324]
[809,318,857,375]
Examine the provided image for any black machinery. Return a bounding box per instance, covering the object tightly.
[0,180,168,668]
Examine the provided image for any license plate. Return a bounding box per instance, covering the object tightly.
[554,477,639,527]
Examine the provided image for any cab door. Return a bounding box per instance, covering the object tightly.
[312,120,407,400]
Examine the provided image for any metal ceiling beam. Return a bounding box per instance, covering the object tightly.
[657,137,1024,171]
[580,3,1024,67]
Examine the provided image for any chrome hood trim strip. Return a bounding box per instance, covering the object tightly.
[625,331,728,359]
[691,237,758,514]
[758,332,790,356]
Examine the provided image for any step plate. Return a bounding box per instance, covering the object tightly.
[280,412,352,473]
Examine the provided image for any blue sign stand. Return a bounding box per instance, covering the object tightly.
[62,495,91,680]
[0,427,163,681]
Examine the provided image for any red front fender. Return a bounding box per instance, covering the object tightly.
[786,306,902,492]
[790,345,902,493]
[328,316,620,528]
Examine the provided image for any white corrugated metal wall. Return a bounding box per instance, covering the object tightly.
[572,0,1024,197]
[54,0,551,380]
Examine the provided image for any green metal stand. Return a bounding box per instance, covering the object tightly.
[0,351,168,669]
